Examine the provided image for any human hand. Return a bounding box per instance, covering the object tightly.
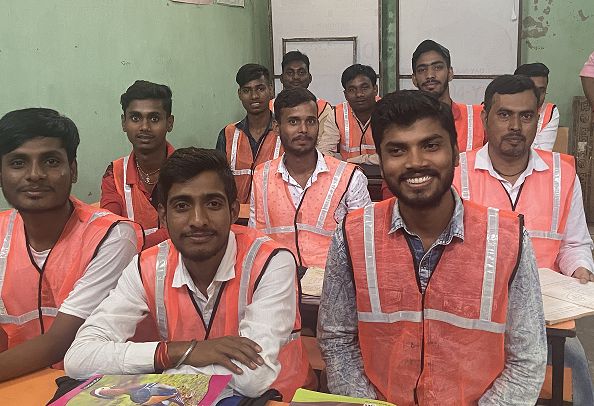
[186,336,264,374]
[572,267,594,284]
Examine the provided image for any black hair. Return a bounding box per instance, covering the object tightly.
[0,108,80,163]
[282,51,310,71]
[236,64,270,87]
[412,39,451,70]
[120,80,173,116]
[371,90,457,153]
[341,64,377,89]
[514,62,550,78]
[273,88,317,122]
[158,147,237,206]
[483,74,539,114]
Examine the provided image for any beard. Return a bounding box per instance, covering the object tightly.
[386,164,455,210]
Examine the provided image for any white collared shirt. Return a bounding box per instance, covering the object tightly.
[248,149,372,226]
[533,103,560,151]
[475,144,594,275]
[65,231,297,399]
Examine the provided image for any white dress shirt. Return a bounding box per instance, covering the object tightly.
[475,144,594,275]
[533,103,560,151]
[64,231,297,399]
[248,149,372,227]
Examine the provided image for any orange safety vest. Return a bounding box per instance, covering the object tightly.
[0,198,143,349]
[335,101,377,160]
[140,225,313,400]
[453,102,486,152]
[251,154,356,269]
[112,143,175,236]
[345,198,521,405]
[454,149,575,271]
[269,98,330,118]
[224,123,283,204]
[538,102,556,132]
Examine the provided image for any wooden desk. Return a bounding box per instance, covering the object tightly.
[542,320,576,406]
[0,368,63,405]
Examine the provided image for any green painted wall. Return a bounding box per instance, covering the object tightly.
[0,0,271,208]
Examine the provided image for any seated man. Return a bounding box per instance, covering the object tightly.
[318,90,546,404]
[515,63,559,150]
[319,64,379,165]
[271,51,333,141]
[216,64,282,204]
[65,148,314,401]
[101,80,174,248]
[250,87,371,275]
[453,74,594,405]
[0,108,142,381]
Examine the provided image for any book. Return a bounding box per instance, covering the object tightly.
[290,388,396,406]
[539,268,594,324]
[49,373,231,406]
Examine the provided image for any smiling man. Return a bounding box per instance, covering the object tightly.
[0,108,142,382]
[101,80,175,248]
[318,90,546,405]
[217,64,282,203]
[65,148,314,402]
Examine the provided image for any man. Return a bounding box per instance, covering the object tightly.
[271,51,333,142]
[580,50,594,127]
[514,63,559,150]
[250,87,371,273]
[216,64,282,204]
[318,64,379,165]
[65,148,314,401]
[0,108,142,382]
[318,90,547,405]
[101,80,175,248]
[453,74,594,405]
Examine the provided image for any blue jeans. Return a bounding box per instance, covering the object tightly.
[548,336,594,406]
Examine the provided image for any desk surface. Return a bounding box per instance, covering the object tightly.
[0,368,63,404]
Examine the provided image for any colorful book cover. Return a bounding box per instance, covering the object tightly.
[290,389,396,406]
[49,373,231,406]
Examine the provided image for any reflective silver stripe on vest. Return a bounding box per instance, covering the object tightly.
[261,224,334,237]
[424,308,505,334]
[122,155,135,221]
[466,104,474,151]
[459,152,470,200]
[480,207,499,321]
[0,307,59,325]
[262,160,273,230]
[273,136,282,159]
[528,230,563,240]
[537,104,546,132]
[342,102,350,151]
[363,204,381,313]
[154,241,170,340]
[0,210,17,315]
[551,152,561,233]
[88,211,111,224]
[230,128,252,176]
[316,161,347,229]
[237,236,272,323]
[358,310,423,323]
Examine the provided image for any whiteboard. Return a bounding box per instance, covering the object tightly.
[271,0,380,105]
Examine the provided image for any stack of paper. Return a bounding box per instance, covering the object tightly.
[301,267,325,298]
[539,268,594,324]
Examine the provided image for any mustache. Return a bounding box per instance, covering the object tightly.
[399,169,440,181]
[422,79,441,86]
[502,132,525,140]
[182,228,217,238]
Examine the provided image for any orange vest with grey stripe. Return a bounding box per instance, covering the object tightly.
[140,225,312,400]
[453,102,486,151]
[345,198,521,405]
[538,102,556,132]
[0,198,143,350]
[453,149,574,272]
[224,124,283,204]
[335,101,377,160]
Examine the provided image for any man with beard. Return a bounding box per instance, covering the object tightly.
[318,90,547,405]
[0,108,143,382]
[318,64,380,165]
[453,74,594,405]
[65,148,314,401]
[250,87,370,274]
[216,64,282,204]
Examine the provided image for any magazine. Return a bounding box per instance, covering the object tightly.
[49,373,231,406]
[291,388,396,406]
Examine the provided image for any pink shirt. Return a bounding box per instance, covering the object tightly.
[579,51,594,78]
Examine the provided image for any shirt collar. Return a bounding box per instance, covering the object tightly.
[235,113,274,141]
[389,188,465,243]
[172,230,237,290]
[276,149,329,186]
[474,143,549,182]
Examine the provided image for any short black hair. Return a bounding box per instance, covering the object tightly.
[483,74,539,114]
[120,80,173,116]
[371,90,457,153]
[236,64,270,87]
[514,62,550,78]
[341,64,377,89]
[158,147,237,206]
[274,88,317,122]
[282,51,310,71]
[0,108,80,163]
[412,39,451,70]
